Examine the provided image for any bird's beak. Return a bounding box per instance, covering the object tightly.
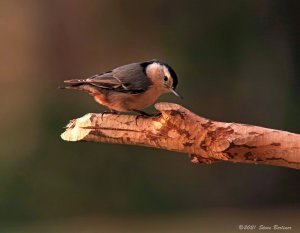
[170,88,183,99]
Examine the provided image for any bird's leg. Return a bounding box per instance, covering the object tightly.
[132,109,162,125]
[101,109,119,120]
[150,111,162,117]
[132,109,162,117]
[132,109,152,116]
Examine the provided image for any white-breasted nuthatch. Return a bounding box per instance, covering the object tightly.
[62,60,181,115]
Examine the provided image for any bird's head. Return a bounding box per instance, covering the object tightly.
[142,60,182,98]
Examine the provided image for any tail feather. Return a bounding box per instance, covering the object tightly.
[59,81,85,90]
[63,79,87,84]
[59,80,100,95]
[59,78,90,89]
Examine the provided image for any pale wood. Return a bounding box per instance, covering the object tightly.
[61,102,300,169]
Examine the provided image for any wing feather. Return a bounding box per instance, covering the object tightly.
[64,63,152,94]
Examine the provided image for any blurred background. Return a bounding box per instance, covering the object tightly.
[0,0,299,232]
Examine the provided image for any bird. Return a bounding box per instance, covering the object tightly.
[61,59,182,115]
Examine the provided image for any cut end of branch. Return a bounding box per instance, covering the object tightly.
[61,113,94,141]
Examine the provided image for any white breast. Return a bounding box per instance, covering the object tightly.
[106,85,163,112]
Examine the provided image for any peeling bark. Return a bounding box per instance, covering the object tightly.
[61,102,300,170]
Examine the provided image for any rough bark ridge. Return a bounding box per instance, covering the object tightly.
[61,102,300,169]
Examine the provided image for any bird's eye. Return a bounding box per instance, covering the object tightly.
[164,76,168,82]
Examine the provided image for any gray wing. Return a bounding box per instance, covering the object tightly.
[83,63,152,94]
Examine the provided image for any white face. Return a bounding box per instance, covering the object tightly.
[162,65,173,88]
[145,62,182,98]
[146,63,173,92]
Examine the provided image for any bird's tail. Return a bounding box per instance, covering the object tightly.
[59,79,100,95]
[58,79,87,90]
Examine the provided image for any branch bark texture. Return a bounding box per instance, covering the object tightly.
[61,103,300,169]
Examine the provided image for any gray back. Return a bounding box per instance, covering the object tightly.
[89,62,153,94]
[112,63,152,92]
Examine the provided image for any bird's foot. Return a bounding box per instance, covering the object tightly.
[132,109,162,125]
[132,109,152,117]
[101,109,119,120]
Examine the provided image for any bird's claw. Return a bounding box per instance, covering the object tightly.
[101,110,119,120]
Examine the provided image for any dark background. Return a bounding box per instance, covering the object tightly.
[1,0,299,232]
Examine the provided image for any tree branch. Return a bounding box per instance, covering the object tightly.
[61,102,300,169]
